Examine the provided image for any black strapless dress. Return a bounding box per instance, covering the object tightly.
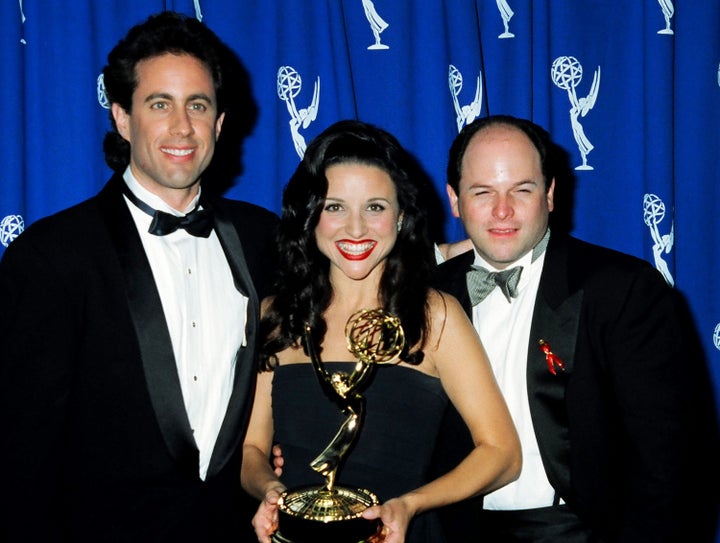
[273,362,450,543]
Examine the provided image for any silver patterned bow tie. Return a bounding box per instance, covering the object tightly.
[466,265,522,305]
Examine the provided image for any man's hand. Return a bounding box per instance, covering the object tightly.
[272,443,284,477]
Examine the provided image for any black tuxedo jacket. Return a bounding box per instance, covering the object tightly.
[432,233,719,542]
[0,175,278,542]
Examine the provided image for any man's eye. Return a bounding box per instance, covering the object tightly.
[189,103,207,112]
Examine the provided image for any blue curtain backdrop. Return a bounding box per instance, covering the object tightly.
[2,0,719,458]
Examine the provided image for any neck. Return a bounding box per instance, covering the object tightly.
[128,168,201,212]
[330,278,383,317]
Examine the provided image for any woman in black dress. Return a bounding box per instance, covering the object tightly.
[241,120,520,543]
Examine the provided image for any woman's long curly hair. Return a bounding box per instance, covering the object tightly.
[259,120,436,370]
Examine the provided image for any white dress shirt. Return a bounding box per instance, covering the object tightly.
[470,248,558,510]
[122,169,248,480]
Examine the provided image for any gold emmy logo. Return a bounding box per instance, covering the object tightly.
[273,309,405,543]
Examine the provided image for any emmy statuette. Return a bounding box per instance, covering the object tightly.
[272,309,405,543]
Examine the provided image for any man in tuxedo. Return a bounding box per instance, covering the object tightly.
[432,115,719,541]
[0,12,277,541]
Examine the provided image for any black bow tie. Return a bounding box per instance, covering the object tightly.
[122,184,214,238]
[466,265,522,305]
[148,208,214,237]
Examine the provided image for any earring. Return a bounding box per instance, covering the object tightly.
[397,217,403,232]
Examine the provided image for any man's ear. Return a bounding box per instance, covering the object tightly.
[215,111,225,140]
[547,177,555,213]
[111,103,131,142]
[446,184,461,218]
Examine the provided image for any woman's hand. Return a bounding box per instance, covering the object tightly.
[252,487,285,543]
[361,497,413,543]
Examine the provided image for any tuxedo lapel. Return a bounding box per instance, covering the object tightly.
[527,235,581,499]
[435,250,475,316]
[204,199,260,477]
[98,176,198,474]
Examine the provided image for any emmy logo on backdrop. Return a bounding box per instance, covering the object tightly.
[273,309,405,543]
[642,194,674,287]
[97,74,109,110]
[277,66,320,159]
[1,215,24,248]
[551,56,600,171]
[193,0,203,21]
[713,324,720,353]
[362,0,390,50]
[449,65,483,133]
[657,0,674,35]
[496,0,515,38]
[19,0,26,44]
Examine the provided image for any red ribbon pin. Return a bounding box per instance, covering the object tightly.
[539,339,565,375]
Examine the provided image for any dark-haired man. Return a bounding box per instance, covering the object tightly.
[0,11,276,541]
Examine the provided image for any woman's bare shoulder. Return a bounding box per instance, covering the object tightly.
[424,289,469,347]
[426,288,465,317]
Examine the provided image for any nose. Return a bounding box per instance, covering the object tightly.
[346,211,368,238]
[493,194,514,220]
[169,108,193,137]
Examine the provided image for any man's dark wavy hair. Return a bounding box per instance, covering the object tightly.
[101,11,228,172]
[260,120,435,370]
